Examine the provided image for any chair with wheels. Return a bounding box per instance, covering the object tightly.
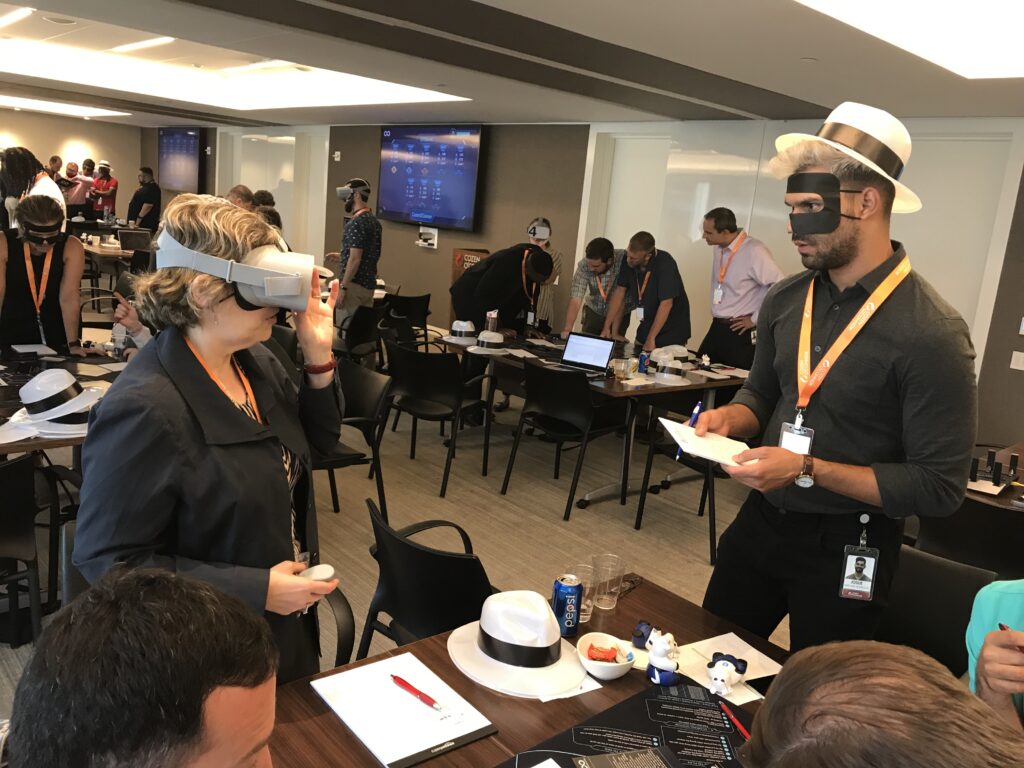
[312,358,391,518]
[356,499,495,659]
[382,340,493,496]
[501,361,631,521]
[874,546,996,677]
[0,455,44,646]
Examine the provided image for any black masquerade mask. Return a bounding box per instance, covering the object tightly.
[21,222,64,247]
[786,172,863,236]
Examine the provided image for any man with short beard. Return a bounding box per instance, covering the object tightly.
[335,177,382,328]
[694,103,976,650]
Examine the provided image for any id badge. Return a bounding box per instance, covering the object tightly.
[713,285,724,305]
[750,329,757,345]
[779,422,814,455]
[636,307,645,322]
[839,545,880,601]
[526,310,535,326]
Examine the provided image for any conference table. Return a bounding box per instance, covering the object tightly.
[269,576,786,767]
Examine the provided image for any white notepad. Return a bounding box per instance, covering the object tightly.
[659,418,754,467]
[310,653,496,768]
[11,344,57,356]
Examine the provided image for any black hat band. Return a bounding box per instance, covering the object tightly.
[477,338,503,349]
[816,122,905,181]
[25,381,83,415]
[450,329,476,337]
[477,627,560,668]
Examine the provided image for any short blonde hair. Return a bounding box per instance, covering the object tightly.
[134,194,280,331]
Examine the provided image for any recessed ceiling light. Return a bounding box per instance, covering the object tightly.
[42,16,76,25]
[110,36,175,54]
[0,94,130,118]
[799,57,818,65]
[0,7,34,31]
[221,59,292,74]
[794,1,1024,78]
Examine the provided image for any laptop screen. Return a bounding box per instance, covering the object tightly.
[561,333,614,371]
[117,229,154,252]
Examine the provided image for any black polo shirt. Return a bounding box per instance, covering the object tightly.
[127,181,161,230]
[339,210,382,290]
[616,249,690,346]
[732,244,977,518]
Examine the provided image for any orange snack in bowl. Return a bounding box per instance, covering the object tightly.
[587,644,618,662]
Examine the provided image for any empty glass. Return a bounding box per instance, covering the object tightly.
[592,553,624,610]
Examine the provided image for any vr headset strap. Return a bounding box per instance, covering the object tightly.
[155,233,305,296]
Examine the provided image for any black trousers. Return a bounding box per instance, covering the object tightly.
[702,491,903,651]
[697,319,755,369]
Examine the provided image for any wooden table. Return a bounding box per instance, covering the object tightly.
[966,441,1024,511]
[83,241,133,260]
[270,577,786,767]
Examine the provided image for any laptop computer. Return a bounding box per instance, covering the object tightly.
[552,332,614,377]
[117,229,154,252]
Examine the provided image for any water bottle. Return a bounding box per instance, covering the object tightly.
[112,323,127,357]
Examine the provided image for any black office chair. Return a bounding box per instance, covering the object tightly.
[335,305,380,367]
[356,499,495,660]
[323,588,356,668]
[264,323,301,386]
[874,546,996,677]
[0,455,44,646]
[501,361,630,521]
[916,497,1024,579]
[59,521,90,604]
[382,340,493,496]
[80,271,138,331]
[386,293,434,346]
[312,358,391,518]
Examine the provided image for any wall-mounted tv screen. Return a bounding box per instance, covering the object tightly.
[158,127,200,193]
[376,125,482,232]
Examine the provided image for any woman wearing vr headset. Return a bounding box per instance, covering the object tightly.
[74,194,343,683]
[0,195,86,355]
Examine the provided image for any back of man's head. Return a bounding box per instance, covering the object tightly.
[526,247,554,282]
[742,640,1024,768]
[628,231,655,254]
[226,184,255,209]
[9,568,279,768]
[585,237,614,263]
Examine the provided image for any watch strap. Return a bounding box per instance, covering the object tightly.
[304,355,337,374]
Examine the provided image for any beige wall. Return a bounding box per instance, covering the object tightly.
[324,124,590,325]
[0,112,141,219]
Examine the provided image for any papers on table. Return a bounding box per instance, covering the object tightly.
[11,344,57,356]
[100,362,129,372]
[506,348,538,359]
[525,338,565,349]
[967,478,1012,496]
[0,421,37,445]
[659,418,753,467]
[310,652,496,768]
[674,632,783,706]
[688,368,731,381]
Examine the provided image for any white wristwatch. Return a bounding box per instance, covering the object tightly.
[795,454,815,488]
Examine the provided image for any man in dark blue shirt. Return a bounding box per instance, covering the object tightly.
[601,231,690,352]
[336,178,382,327]
[126,167,161,231]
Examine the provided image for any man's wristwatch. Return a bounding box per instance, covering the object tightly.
[795,454,815,488]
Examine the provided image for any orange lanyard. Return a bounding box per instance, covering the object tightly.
[717,231,747,284]
[596,270,610,302]
[636,269,652,303]
[796,255,911,414]
[352,207,370,218]
[23,242,54,319]
[184,336,262,422]
[521,250,537,308]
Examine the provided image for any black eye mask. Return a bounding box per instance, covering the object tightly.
[21,223,65,247]
[786,173,864,237]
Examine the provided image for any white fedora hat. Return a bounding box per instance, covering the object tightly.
[468,329,506,356]
[442,320,478,346]
[447,591,587,699]
[776,101,921,214]
[18,369,104,425]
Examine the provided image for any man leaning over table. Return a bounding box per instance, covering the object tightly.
[562,236,631,338]
[694,102,976,651]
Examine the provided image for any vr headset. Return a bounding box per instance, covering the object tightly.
[527,222,551,241]
[336,178,371,202]
[154,230,332,312]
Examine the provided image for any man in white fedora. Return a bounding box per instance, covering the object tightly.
[695,102,976,650]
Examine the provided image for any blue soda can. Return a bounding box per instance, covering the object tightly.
[638,351,651,373]
[552,574,583,637]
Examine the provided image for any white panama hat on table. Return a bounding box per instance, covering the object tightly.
[13,368,104,436]
[447,590,587,699]
[775,101,921,214]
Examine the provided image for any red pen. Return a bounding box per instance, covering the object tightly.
[719,701,750,741]
[391,674,442,711]
[997,623,1024,653]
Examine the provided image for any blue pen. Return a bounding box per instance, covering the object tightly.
[677,401,703,460]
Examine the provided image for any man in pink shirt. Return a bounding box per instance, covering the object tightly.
[61,162,94,219]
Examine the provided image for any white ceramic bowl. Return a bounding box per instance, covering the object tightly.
[576,632,634,681]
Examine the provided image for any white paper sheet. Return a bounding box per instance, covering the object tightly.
[506,348,538,359]
[12,344,57,355]
[100,362,129,372]
[525,338,565,349]
[675,632,783,706]
[660,418,754,467]
[310,653,495,768]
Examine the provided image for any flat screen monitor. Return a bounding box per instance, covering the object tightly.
[376,125,482,232]
[158,128,200,193]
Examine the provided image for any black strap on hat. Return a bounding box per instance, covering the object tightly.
[48,410,90,425]
[450,328,476,337]
[477,627,560,668]
[816,122,905,180]
[24,381,83,415]
[476,338,503,349]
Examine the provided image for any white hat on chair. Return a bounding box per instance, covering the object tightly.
[775,101,921,213]
[447,590,586,699]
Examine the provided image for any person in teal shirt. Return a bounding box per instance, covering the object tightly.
[966,580,1024,731]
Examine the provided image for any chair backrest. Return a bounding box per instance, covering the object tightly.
[270,323,299,365]
[874,545,996,677]
[0,455,40,562]
[386,294,430,329]
[338,358,391,444]
[341,305,379,353]
[383,340,463,410]
[917,497,1024,579]
[522,361,596,433]
[60,521,91,604]
[324,588,355,667]
[366,499,493,640]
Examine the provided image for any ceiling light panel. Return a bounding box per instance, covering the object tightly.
[794,1,1024,79]
[0,38,467,110]
[110,36,175,54]
[0,94,130,117]
[0,6,33,30]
